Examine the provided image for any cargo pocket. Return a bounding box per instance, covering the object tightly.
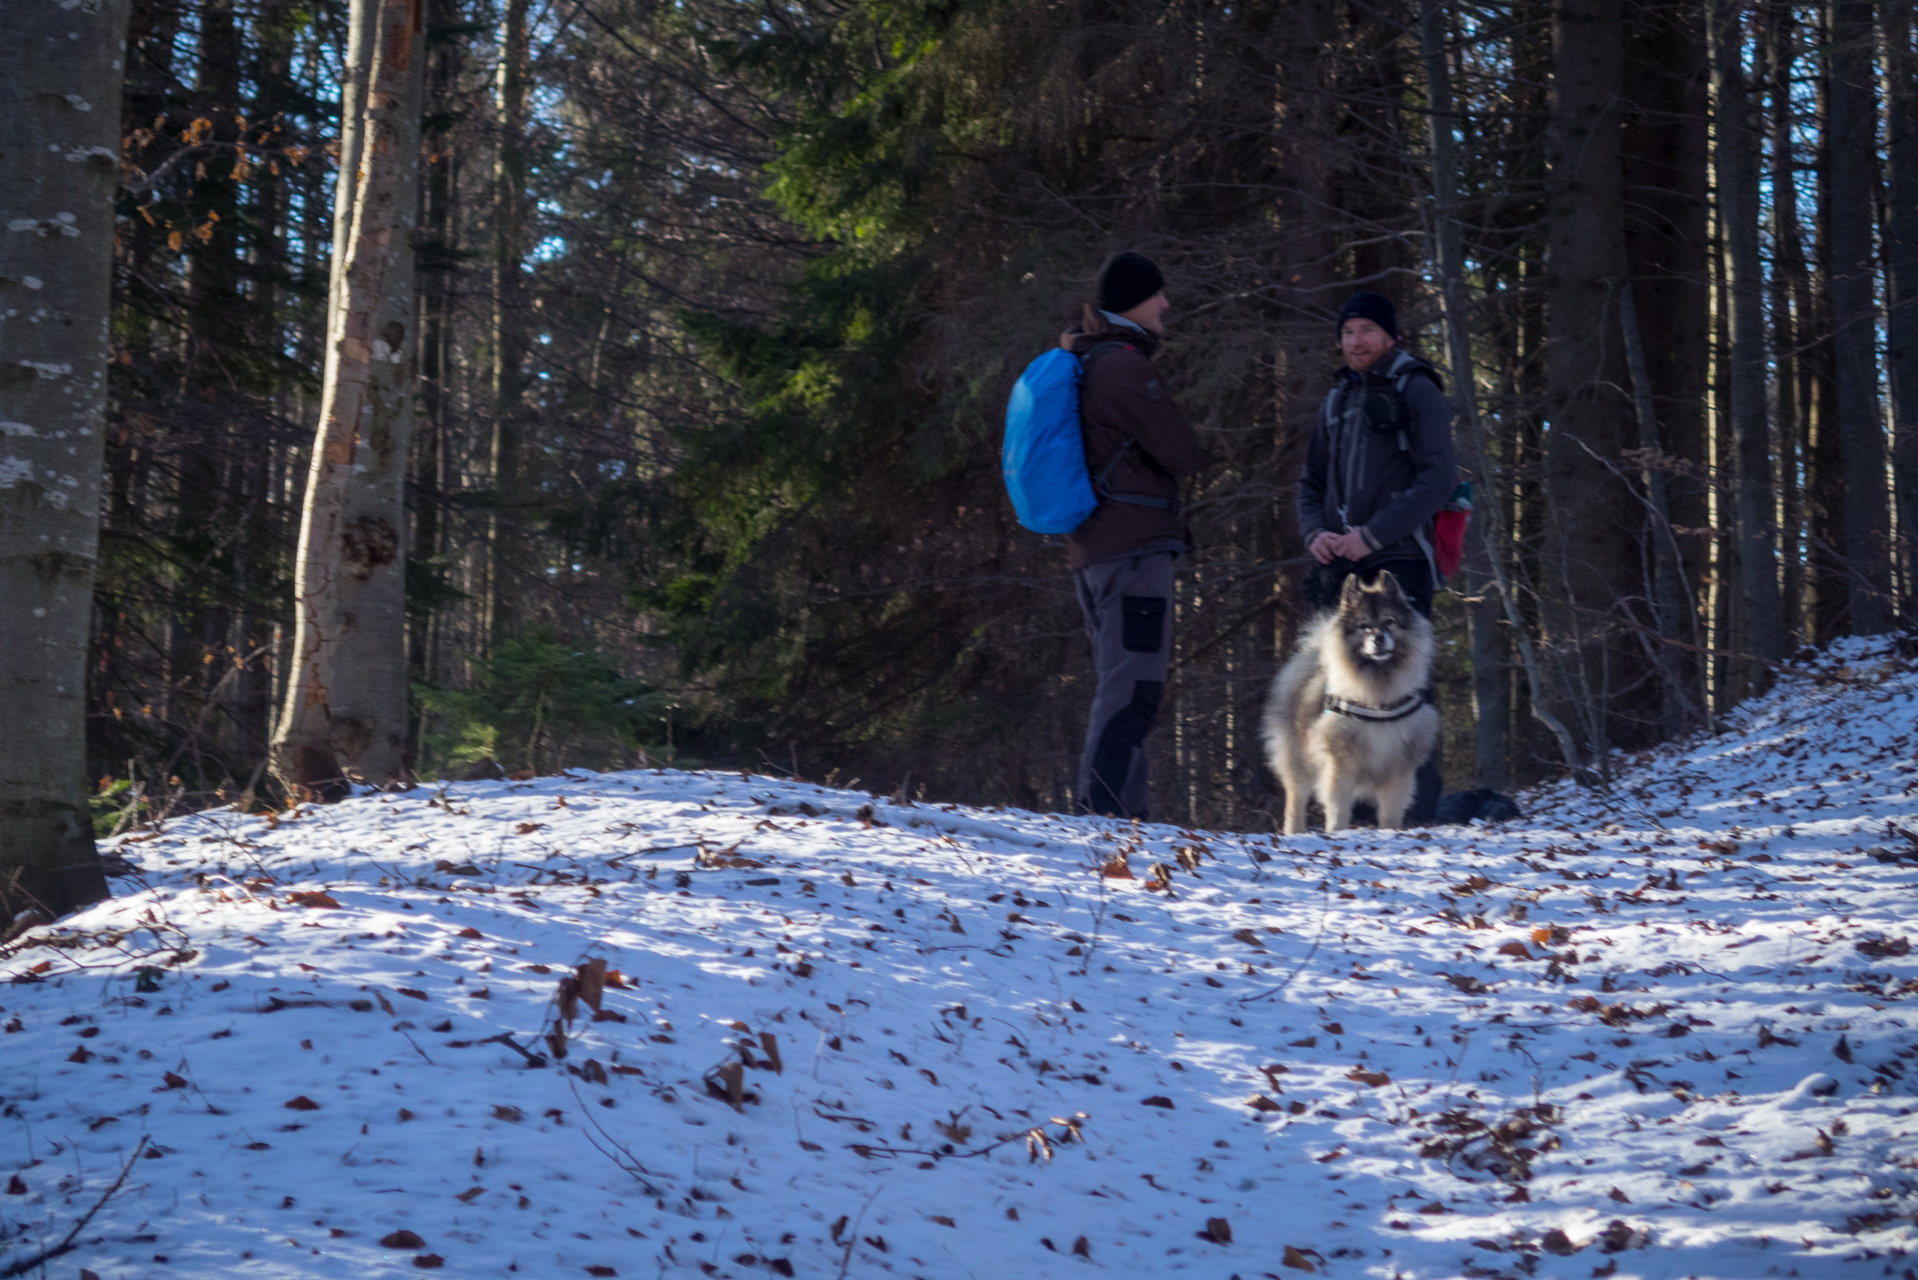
[1120,596,1167,653]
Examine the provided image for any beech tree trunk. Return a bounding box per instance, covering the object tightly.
[1827,0,1892,634]
[1712,0,1785,679]
[269,0,426,799]
[0,0,133,923]
[326,0,426,787]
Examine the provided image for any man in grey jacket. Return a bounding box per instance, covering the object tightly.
[1300,291,1455,614]
[1298,290,1455,820]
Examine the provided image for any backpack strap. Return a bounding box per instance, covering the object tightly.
[1079,341,1176,514]
[1386,357,1444,453]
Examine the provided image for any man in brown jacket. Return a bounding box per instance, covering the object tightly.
[1061,252,1206,819]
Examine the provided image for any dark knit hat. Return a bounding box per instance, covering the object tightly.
[1096,252,1166,315]
[1335,291,1400,339]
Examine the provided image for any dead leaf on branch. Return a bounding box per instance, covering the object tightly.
[577,958,607,1013]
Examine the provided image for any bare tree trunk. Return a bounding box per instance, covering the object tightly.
[488,0,531,647]
[1885,0,1918,615]
[1620,0,1711,681]
[325,0,427,788]
[1543,0,1636,763]
[0,0,133,923]
[1766,0,1806,641]
[269,0,426,800]
[1712,0,1786,678]
[329,4,376,339]
[1419,0,1523,786]
[1618,279,1708,733]
[1828,0,1892,634]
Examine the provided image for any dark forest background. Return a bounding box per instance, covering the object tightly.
[92,0,1917,831]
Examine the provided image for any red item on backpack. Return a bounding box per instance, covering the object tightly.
[1433,481,1472,582]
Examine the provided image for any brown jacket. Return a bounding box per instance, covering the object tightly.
[1060,310,1206,569]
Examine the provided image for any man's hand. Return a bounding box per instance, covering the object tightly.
[1310,529,1370,564]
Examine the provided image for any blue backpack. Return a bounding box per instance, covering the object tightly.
[1002,343,1170,534]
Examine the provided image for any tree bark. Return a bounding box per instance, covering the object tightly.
[269,0,426,800]
[1807,0,1848,641]
[325,0,427,787]
[1827,0,1892,634]
[1419,0,1523,786]
[1711,0,1786,679]
[488,0,531,647]
[1766,0,1806,641]
[1543,0,1638,762]
[1619,278,1707,734]
[1620,0,1711,666]
[0,0,133,922]
[1885,0,1918,615]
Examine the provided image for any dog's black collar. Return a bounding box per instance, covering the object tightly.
[1322,691,1426,722]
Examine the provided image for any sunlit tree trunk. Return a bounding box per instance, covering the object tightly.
[1884,0,1918,615]
[1766,0,1807,641]
[326,0,427,787]
[0,0,133,923]
[269,0,426,799]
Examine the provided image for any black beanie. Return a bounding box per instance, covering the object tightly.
[1096,252,1166,315]
[1335,291,1400,339]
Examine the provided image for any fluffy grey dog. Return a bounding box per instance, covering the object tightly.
[1263,570,1440,833]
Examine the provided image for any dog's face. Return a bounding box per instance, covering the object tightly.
[1337,570,1416,664]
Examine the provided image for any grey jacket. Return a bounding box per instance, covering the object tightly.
[1298,349,1456,565]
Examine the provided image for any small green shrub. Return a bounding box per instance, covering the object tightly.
[417,631,671,777]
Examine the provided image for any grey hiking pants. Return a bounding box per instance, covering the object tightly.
[1073,549,1176,819]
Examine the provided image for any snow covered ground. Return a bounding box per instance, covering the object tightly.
[4,635,1917,1280]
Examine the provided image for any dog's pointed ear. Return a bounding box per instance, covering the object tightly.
[1375,569,1405,604]
[1338,573,1365,608]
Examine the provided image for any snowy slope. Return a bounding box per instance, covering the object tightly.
[3,634,1916,1280]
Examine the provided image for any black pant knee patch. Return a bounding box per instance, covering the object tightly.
[1120,596,1167,653]
[1129,678,1164,719]
[1086,680,1166,816]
